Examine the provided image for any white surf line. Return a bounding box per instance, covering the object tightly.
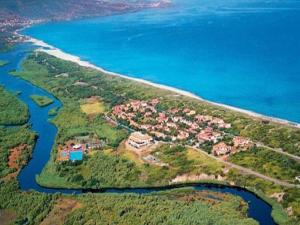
[26,37,300,129]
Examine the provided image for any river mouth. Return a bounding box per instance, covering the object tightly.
[0,43,275,225]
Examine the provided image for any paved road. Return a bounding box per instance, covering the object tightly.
[189,146,300,189]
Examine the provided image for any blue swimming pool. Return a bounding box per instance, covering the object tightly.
[70,150,83,161]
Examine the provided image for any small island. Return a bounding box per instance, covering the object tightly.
[0,60,9,67]
[48,106,60,116]
[30,94,54,107]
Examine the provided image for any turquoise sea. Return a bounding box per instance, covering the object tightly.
[23,0,300,123]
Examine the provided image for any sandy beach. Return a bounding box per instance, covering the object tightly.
[27,37,300,128]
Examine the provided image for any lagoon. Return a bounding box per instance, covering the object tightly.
[23,0,300,123]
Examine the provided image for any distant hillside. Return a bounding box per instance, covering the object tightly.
[0,0,168,20]
[0,0,170,51]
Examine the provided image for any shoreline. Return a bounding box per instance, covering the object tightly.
[26,37,300,129]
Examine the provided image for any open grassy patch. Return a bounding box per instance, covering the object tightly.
[117,141,144,167]
[80,98,105,115]
[186,148,224,174]
[30,94,54,107]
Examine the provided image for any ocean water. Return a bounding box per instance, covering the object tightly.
[23,0,300,123]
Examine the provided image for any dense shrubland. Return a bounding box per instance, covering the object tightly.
[0,86,29,125]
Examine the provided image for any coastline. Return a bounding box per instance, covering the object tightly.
[26,37,300,129]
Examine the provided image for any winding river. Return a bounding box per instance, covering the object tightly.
[0,44,275,225]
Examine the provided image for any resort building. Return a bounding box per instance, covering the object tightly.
[233,136,251,149]
[128,132,153,149]
[196,128,221,143]
[213,142,232,156]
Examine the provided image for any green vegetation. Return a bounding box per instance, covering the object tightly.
[11,52,300,223]
[229,146,300,182]
[0,85,55,225]
[0,180,56,225]
[0,60,8,66]
[39,152,142,188]
[65,190,257,225]
[48,106,60,116]
[30,94,54,107]
[0,86,29,125]
[0,126,36,178]
[154,145,224,176]
[94,117,128,147]
[0,85,34,178]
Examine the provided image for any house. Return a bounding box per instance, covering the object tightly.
[177,130,189,140]
[196,128,221,143]
[128,132,153,149]
[213,142,232,156]
[233,136,251,148]
[183,108,190,113]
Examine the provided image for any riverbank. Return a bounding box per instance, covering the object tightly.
[27,37,300,129]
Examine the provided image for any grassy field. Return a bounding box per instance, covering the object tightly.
[80,99,105,115]
[30,94,54,107]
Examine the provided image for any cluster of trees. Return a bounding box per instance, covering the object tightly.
[64,190,257,225]
[55,152,142,188]
[0,180,56,225]
[0,86,29,125]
